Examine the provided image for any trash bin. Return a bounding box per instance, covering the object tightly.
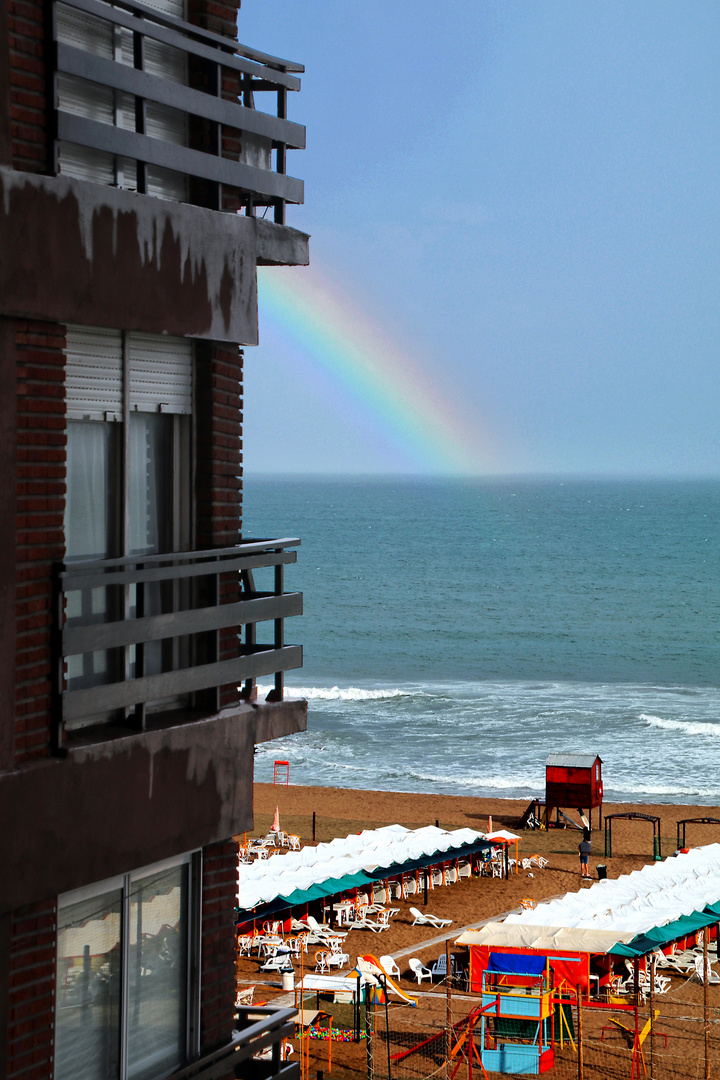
[282,971,295,991]
[596,864,607,880]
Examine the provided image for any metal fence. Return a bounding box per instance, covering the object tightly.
[369,969,720,1080]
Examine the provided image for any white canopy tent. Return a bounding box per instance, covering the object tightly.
[237,824,487,912]
[470,845,720,945]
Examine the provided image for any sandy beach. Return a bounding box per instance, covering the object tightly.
[237,784,720,1077]
[248,782,720,951]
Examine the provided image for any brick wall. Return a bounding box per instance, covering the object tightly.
[15,320,66,764]
[7,0,48,173]
[188,0,239,41]
[6,898,57,1080]
[195,342,243,710]
[200,840,239,1056]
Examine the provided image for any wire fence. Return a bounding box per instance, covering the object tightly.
[368,972,720,1080]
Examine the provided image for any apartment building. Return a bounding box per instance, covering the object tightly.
[0,0,308,1075]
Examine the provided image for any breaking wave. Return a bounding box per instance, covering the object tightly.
[641,714,720,737]
[257,684,415,702]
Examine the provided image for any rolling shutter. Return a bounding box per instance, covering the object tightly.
[128,333,192,414]
[66,327,193,417]
[66,326,123,420]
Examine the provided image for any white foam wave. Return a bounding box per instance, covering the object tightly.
[641,713,720,737]
[402,769,543,792]
[607,782,720,798]
[257,683,414,702]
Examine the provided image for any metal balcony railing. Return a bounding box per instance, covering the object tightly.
[51,0,304,221]
[172,1005,298,1080]
[53,538,302,744]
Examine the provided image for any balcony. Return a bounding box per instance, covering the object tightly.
[53,538,303,748]
[173,1005,298,1080]
[51,0,305,222]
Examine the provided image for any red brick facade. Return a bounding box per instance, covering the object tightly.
[200,840,239,1055]
[6,899,57,1080]
[14,320,66,765]
[195,343,244,709]
[7,0,48,172]
[1,0,305,1070]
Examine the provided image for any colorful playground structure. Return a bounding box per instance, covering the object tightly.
[357,955,418,1006]
[477,953,555,1074]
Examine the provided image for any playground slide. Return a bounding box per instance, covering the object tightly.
[359,956,418,1007]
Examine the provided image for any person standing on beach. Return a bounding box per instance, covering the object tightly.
[578,837,591,877]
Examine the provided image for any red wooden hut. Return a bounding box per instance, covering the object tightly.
[545,753,603,830]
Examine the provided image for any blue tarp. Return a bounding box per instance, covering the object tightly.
[487,952,546,977]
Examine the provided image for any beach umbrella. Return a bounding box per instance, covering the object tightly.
[272,806,280,833]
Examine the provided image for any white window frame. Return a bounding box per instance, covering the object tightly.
[56,851,202,1080]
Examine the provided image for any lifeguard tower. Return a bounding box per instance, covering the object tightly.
[479,953,555,1074]
[546,753,603,830]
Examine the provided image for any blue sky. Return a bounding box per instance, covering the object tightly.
[238,2,720,476]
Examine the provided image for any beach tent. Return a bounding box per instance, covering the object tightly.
[456,845,720,993]
[237,824,492,921]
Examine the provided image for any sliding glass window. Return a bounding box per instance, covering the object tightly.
[56,855,197,1080]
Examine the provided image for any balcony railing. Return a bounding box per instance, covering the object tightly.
[53,538,302,746]
[173,1005,298,1080]
[51,0,304,221]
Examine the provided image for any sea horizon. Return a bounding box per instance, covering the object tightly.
[244,475,720,805]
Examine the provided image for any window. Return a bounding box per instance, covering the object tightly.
[55,855,199,1080]
[64,327,193,726]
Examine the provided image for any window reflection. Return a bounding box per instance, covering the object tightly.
[56,862,190,1080]
[56,890,122,1080]
[127,865,188,1080]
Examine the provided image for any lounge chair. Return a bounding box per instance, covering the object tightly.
[638,969,671,995]
[260,952,293,973]
[314,949,347,973]
[694,955,720,985]
[379,955,400,979]
[408,958,432,985]
[326,950,349,969]
[353,914,381,932]
[306,915,348,940]
[409,907,452,928]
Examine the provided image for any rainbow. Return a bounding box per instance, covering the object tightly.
[257,265,500,474]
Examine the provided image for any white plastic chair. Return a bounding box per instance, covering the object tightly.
[408,958,432,985]
[314,951,330,973]
[237,935,253,956]
[235,985,254,1006]
[379,955,400,980]
[402,877,417,899]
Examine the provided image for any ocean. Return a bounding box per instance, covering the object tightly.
[243,476,720,805]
